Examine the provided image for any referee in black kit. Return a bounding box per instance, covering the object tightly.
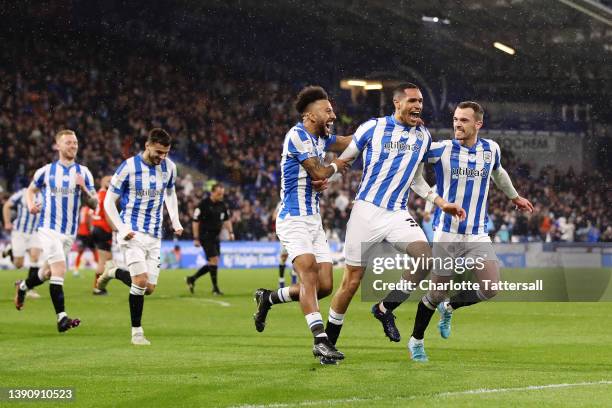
[186,184,234,295]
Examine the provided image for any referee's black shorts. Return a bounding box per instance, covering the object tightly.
[200,235,221,260]
[92,227,113,252]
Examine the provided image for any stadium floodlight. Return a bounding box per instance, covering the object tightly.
[347,80,367,87]
[364,83,383,90]
[422,16,451,24]
[493,41,516,55]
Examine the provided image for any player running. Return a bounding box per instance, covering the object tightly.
[322,83,465,360]
[252,85,352,362]
[383,101,534,361]
[100,128,183,345]
[3,186,43,299]
[91,175,114,295]
[15,129,98,333]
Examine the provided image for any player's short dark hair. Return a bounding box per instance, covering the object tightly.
[211,183,224,192]
[147,128,172,146]
[392,82,420,100]
[294,86,329,114]
[457,101,484,121]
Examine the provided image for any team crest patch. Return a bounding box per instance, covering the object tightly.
[469,153,477,162]
[62,175,70,182]
[149,175,157,183]
[415,130,424,140]
[483,151,492,163]
[162,172,169,182]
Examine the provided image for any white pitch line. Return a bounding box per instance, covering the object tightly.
[195,298,231,307]
[152,295,231,307]
[231,380,612,408]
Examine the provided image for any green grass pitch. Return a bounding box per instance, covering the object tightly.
[1,268,611,407]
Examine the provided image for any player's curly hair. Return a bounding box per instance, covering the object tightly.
[294,86,329,114]
[147,128,172,146]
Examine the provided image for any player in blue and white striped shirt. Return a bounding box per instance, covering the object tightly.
[15,129,98,333]
[252,86,352,362]
[3,187,43,298]
[102,128,183,346]
[324,83,465,358]
[405,101,533,362]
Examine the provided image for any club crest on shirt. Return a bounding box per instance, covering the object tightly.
[149,175,157,183]
[483,151,492,163]
[415,130,424,140]
[162,172,169,182]
[62,175,70,182]
[469,153,477,162]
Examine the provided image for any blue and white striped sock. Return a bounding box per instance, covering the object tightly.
[305,312,326,338]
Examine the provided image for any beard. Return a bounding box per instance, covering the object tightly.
[315,121,330,137]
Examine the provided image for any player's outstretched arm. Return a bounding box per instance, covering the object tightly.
[491,167,534,213]
[325,135,354,154]
[411,163,466,221]
[323,139,362,184]
[410,163,439,204]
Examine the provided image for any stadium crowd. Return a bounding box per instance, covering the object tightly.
[0,37,610,245]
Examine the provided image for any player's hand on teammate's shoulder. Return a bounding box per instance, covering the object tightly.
[332,158,351,174]
[512,196,534,213]
[174,228,184,237]
[441,202,467,222]
[311,178,329,192]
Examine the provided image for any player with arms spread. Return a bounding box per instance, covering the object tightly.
[401,101,533,361]
[322,83,465,361]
